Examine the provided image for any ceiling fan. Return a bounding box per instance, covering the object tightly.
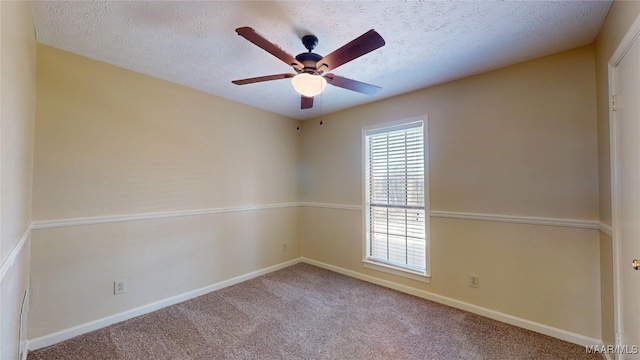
[231,27,386,110]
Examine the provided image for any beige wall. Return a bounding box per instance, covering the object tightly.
[0,1,36,359]
[301,46,601,338]
[303,47,598,220]
[594,0,640,346]
[33,46,300,220]
[29,45,302,339]
[1,1,36,263]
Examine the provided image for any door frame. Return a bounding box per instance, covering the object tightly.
[609,13,640,353]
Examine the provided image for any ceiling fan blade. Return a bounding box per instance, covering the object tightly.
[316,30,385,73]
[236,27,302,70]
[324,74,382,95]
[232,73,296,85]
[301,96,314,109]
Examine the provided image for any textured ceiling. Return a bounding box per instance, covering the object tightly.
[32,1,612,120]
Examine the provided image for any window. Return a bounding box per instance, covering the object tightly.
[362,117,429,280]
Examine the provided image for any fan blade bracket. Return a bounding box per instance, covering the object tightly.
[317,63,329,74]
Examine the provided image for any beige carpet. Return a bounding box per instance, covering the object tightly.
[28,263,599,360]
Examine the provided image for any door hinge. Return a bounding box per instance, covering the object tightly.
[611,95,618,111]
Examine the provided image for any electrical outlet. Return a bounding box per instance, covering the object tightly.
[114,280,126,295]
[468,274,479,288]
[282,243,287,252]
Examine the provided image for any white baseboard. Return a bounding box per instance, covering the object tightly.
[301,257,603,348]
[28,258,302,351]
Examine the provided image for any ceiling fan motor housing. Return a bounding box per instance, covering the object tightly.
[295,52,323,73]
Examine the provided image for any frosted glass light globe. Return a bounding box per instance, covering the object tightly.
[291,73,327,97]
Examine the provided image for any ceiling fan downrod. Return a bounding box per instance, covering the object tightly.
[296,35,322,74]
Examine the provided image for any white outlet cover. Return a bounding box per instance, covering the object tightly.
[469,275,479,288]
[114,280,126,295]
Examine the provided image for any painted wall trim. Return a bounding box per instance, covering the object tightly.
[599,223,613,237]
[28,258,303,351]
[607,11,640,355]
[20,287,30,360]
[301,202,600,230]
[0,224,32,283]
[21,341,29,360]
[299,202,362,211]
[301,257,603,348]
[430,210,599,230]
[29,203,601,231]
[31,203,299,230]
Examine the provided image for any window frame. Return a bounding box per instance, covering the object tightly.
[361,115,431,282]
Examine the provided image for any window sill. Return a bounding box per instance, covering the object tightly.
[362,260,431,283]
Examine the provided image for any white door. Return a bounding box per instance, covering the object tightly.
[611,16,640,359]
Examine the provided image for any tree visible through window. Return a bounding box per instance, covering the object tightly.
[363,120,428,274]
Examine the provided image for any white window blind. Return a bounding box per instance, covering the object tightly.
[364,121,426,273]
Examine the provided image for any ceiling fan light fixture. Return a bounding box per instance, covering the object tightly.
[292,73,327,97]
